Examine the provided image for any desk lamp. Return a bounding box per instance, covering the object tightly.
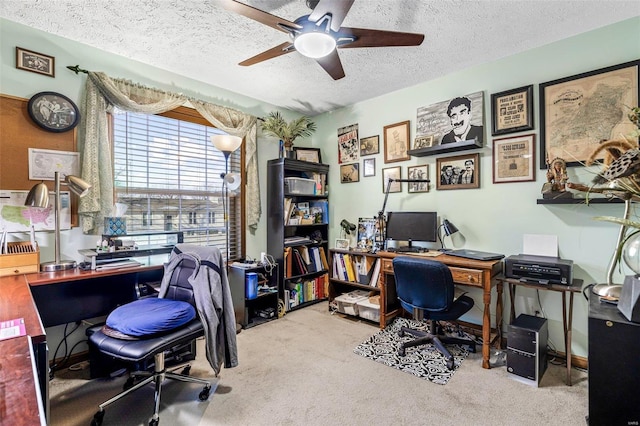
[438,219,460,251]
[211,134,243,266]
[26,172,91,272]
[374,176,430,253]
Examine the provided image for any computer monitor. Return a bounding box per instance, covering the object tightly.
[385,211,437,251]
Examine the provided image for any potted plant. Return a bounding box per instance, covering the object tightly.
[261,111,316,158]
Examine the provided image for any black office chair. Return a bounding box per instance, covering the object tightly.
[393,256,476,370]
[87,256,211,426]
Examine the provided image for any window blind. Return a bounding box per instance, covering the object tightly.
[112,111,241,260]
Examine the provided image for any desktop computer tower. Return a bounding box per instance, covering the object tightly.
[507,314,548,386]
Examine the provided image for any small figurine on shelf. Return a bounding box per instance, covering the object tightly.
[542,157,573,199]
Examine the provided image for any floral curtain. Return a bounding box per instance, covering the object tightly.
[78,71,260,233]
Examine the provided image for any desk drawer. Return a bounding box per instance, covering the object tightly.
[0,264,39,277]
[382,259,394,274]
[451,267,483,287]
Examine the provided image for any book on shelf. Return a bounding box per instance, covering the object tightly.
[318,247,329,270]
[284,247,293,278]
[368,258,381,288]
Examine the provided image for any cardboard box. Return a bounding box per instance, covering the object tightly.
[334,290,370,316]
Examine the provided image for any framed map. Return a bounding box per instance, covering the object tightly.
[0,190,71,232]
[539,60,640,168]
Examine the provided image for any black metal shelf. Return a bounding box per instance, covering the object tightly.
[408,138,482,157]
[537,197,624,205]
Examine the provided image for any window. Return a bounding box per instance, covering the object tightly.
[112,108,242,261]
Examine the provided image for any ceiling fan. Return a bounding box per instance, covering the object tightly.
[223,0,425,80]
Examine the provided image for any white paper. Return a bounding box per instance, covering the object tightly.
[523,234,558,257]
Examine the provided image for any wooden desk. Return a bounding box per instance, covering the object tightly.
[377,251,504,369]
[0,261,165,422]
[500,276,583,385]
[0,335,46,426]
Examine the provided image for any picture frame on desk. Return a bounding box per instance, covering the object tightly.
[335,239,350,250]
[539,60,639,168]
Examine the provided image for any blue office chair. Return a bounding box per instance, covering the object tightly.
[393,256,476,370]
[87,256,211,426]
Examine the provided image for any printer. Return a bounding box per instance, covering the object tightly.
[504,254,573,285]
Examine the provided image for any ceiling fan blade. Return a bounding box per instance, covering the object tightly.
[308,0,355,32]
[224,0,302,34]
[239,42,295,66]
[338,27,425,48]
[315,50,345,80]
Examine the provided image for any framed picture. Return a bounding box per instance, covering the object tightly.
[335,238,350,250]
[382,166,401,193]
[360,135,380,156]
[539,59,639,168]
[363,158,376,177]
[413,136,434,150]
[340,163,359,183]
[338,123,359,164]
[416,91,485,147]
[492,134,536,184]
[294,147,322,163]
[436,153,480,190]
[27,92,80,133]
[16,47,55,77]
[491,85,534,136]
[383,120,410,163]
[407,165,430,193]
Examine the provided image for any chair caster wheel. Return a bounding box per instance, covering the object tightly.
[468,344,476,353]
[398,347,406,357]
[446,358,455,370]
[149,418,159,426]
[123,377,135,391]
[91,410,105,426]
[182,365,191,375]
[199,385,211,401]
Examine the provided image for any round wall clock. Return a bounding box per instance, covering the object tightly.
[27,91,80,133]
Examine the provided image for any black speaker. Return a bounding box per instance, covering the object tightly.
[618,275,640,323]
[507,314,548,386]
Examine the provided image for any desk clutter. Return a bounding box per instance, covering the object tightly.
[0,241,40,276]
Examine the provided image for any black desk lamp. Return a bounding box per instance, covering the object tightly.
[438,219,460,251]
[373,177,430,253]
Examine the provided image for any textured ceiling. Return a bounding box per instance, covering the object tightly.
[1,1,638,116]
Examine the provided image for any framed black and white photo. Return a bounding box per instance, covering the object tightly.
[294,147,322,163]
[493,134,536,183]
[491,85,534,136]
[413,136,434,150]
[382,166,401,193]
[363,158,375,177]
[539,60,639,168]
[436,153,480,190]
[360,135,380,156]
[16,47,55,77]
[407,165,430,193]
[27,92,80,132]
[340,163,359,183]
[383,121,410,163]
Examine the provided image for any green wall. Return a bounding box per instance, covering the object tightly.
[2,16,639,358]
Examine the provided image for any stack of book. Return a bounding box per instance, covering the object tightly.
[332,252,381,287]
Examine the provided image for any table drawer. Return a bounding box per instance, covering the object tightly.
[382,259,394,274]
[451,267,483,287]
[0,264,39,277]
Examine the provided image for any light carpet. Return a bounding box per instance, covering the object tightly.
[354,317,471,384]
[49,301,589,426]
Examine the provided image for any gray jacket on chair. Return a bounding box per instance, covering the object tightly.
[158,243,238,375]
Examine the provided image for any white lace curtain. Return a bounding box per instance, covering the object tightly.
[78,71,260,234]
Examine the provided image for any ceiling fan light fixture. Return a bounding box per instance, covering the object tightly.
[294,32,336,58]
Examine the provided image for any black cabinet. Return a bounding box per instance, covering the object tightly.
[588,296,640,425]
[267,158,330,313]
[228,264,279,328]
